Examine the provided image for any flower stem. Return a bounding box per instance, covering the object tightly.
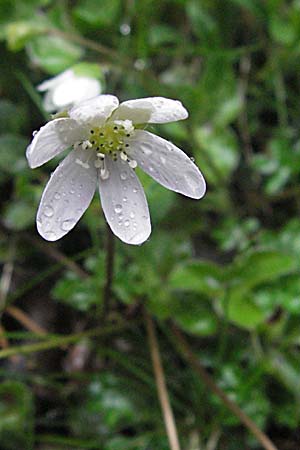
[102,224,115,319]
[144,311,181,450]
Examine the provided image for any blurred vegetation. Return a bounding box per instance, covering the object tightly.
[1,0,300,449]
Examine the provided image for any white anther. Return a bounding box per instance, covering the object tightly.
[97,152,105,159]
[128,159,137,168]
[120,151,128,161]
[100,168,110,180]
[114,119,134,134]
[94,159,102,168]
[82,140,92,150]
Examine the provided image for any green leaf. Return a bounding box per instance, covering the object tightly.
[227,295,265,329]
[0,134,28,174]
[5,20,46,51]
[4,200,35,230]
[194,125,239,185]
[169,260,223,297]
[27,35,83,74]
[73,0,121,28]
[228,250,298,294]
[174,297,218,336]
[0,381,34,450]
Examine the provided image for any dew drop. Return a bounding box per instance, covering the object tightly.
[149,166,154,172]
[54,192,61,200]
[61,219,76,231]
[123,197,127,203]
[43,205,54,217]
[160,156,166,164]
[120,171,128,180]
[130,212,135,219]
[142,144,152,155]
[69,189,75,195]
[124,219,130,227]
[44,231,57,240]
[114,204,122,214]
[133,187,138,193]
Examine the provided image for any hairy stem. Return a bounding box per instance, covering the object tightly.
[102,224,115,319]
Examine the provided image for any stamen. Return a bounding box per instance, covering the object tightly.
[128,159,137,169]
[120,151,128,161]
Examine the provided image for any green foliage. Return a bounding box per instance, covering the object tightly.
[1,0,300,448]
[0,381,34,450]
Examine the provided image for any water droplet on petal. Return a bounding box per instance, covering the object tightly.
[54,192,61,200]
[114,204,122,214]
[43,205,54,217]
[124,219,130,227]
[120,171,128,180]
[69,189,75,195]
[149,166,154,172]
[142,143,153,155]
[133,188,138,193]
[44,231,57,240]
[160,156,166,164]
[123,197,127,203]
[130,212,135,219]
[61,219,76,232]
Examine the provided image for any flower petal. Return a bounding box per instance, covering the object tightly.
[69,95,119,126]
[127,130,206,199]
[26,118,86,169]
[37,69,73,92]
[99,156,151,245]
[52,77,101,110]
[111,97,188,124]
[36,147,97,241]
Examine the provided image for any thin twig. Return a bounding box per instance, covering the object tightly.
[6,306,47,336]
[0,261,14,309]
[145,311,181,450]
[102,224,115,319]
[172,324,279,450]
[0,322,130,359]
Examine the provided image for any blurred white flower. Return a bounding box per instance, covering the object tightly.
[27,95,206,245]
[38,68,102,112]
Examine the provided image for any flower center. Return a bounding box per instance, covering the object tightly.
[74,119,137,179]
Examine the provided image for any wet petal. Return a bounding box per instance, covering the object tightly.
[37,69,73,92]
[26,118,86,168]
[37,147,97,241]
[52,77,101,110]
[111,97,188,124]
[69,95,119,126]
[127,130,206,199]
[99,156,151,245]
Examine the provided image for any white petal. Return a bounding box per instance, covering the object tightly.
[52,77,101,110]
[127,130,206,199]
[37,69,73,92]
[69,95,119,126]
[26,118,86,168]
[36,147,97,241]
[111,97,188,124]
[98,156,151,245]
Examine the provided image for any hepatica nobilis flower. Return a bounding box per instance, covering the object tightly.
[27,95,206,245]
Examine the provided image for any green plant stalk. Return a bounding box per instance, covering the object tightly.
[0,322,132,359]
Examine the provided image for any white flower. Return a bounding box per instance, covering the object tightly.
[27,95,206,245]
[38,69,102,112]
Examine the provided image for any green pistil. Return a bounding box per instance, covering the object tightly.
[89,123,129,155]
